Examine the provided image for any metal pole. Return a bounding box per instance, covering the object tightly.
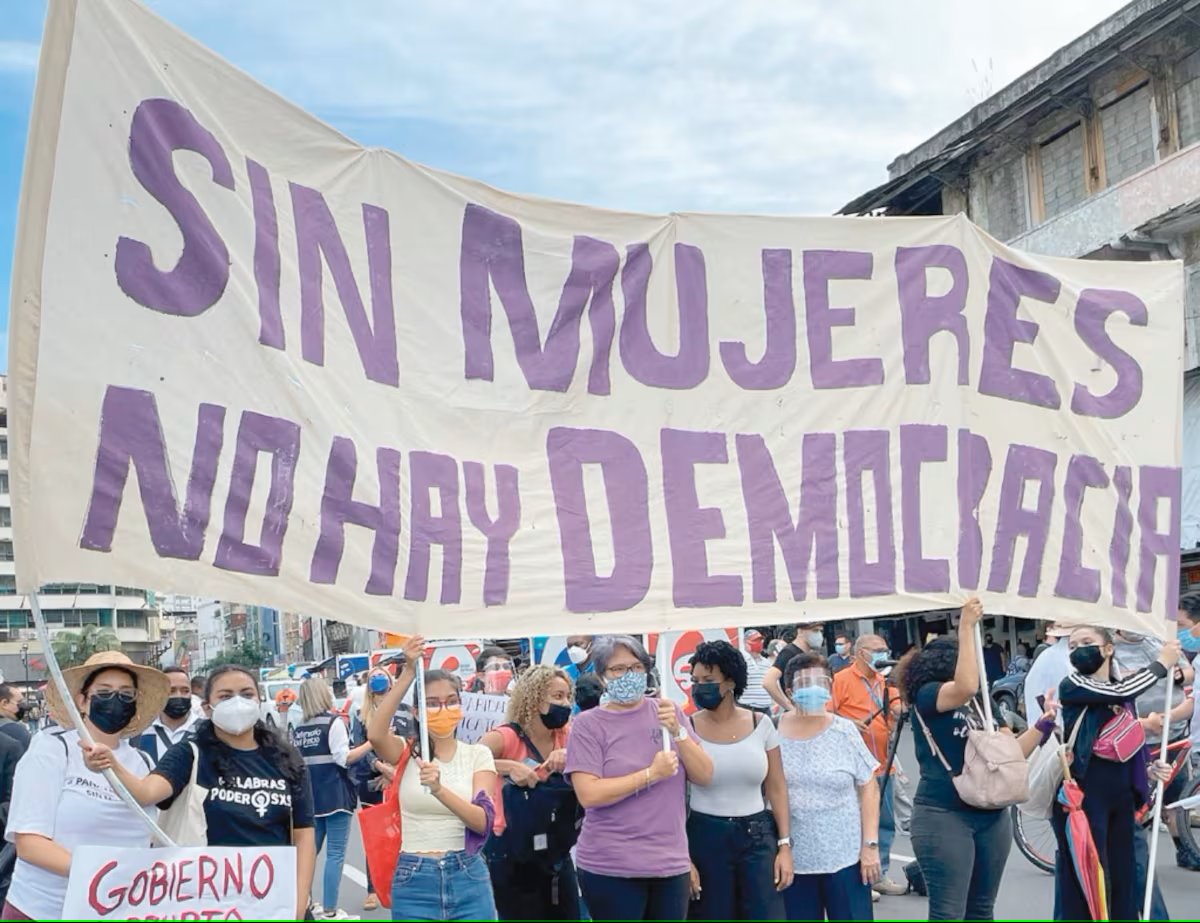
[1143,661,1176,920]
[28,594,175,846]
[972,623,995,728]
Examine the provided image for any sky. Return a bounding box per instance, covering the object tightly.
[0,0,1130,372]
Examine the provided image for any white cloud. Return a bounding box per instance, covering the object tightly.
[0,40,38,74]
[148,1,1128,215]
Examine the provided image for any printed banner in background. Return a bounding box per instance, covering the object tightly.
[62,845,296,920]
[648,629,740,714]
[456,692,511,743]
[10,0,1185,638]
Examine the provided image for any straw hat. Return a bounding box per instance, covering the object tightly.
[45,651,170,737]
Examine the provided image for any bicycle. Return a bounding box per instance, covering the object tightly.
[1012,738,1196,874]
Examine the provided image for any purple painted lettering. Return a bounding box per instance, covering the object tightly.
[803,250,883,389]
[309,438,401,595]
[1136,466,1182,614]
[114,99,233,316]
[1070,288,1148,418]
[464,462,521,606]
[619,242,710,389]
[459,205,618,394]
[957,429,992,590]
[900,424,950,593]
[213,413,300,576]
[247,158,283,350]
[895,245,969,385]
[1053,455,1109,602]
[80,386,224,559]
[404,452,462,604]
[736,433,839,602]
[1110,465,1133,609]
[719,249,796,389]
[844,430,896,597]
[291,183,399,387]
[546,427,652,612]
[979,258,1062,409]
[987,444,1057,596]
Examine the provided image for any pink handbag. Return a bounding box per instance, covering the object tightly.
[1093,704,1145,763]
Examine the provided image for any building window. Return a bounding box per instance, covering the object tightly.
[0,437,7,461]
[0,575,14,595]
[0,509,10,528]
[0,542,13,562]
[982,156,1029,242]
[117,611,147,629]
[1099,83,1154,185]
[1038,123,1087,219]
[0,473,9,495]
[1178,50,1200,149]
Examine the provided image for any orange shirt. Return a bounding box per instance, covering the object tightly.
[829,666,893,773]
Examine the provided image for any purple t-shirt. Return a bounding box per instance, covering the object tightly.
[565,697,696,878]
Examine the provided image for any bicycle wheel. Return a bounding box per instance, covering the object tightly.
[1170,772,1200,856]
[1012,806,1056,874]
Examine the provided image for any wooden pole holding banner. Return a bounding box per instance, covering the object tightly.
[1143,660,1176,920]
[28,595,175,847]
[972,623,996,729]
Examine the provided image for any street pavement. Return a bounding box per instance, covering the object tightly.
[325,731,1200,921]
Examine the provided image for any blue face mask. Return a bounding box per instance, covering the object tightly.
[369,674,390,695]
[1179,628,1200,654]
[791,685,832,713]
[605,669,648,704]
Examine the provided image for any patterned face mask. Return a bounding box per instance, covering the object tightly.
[605,669,647,704]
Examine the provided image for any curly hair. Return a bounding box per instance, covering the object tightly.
[894,638,958,705]
[783,652,831,692]
[505,665,572,729]
[197,665,305,785]
[689,640,748,698]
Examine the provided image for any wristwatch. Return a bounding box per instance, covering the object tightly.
[777,836,793,849]
[863,839,880,849]
[675,725,689,742]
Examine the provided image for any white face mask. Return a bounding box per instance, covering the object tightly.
[567,645,588,665]
[806,631,825,649]
[211,696,260,735]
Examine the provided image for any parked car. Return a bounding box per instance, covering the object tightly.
[991,656,1031,717]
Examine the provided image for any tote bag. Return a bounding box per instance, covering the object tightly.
[357,742,414,908]
[157,742,209,846]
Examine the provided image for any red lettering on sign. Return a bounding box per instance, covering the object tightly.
[222,855,243,894]
[226,910,243,920]
[128,869,149,905]
[177,858,194,903]
[197,855,219,901]
[88,860,123,915]
[248,854,274,900]
[148,860,169,906]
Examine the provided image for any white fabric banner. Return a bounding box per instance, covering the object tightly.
[62,845,296,920]
[9,0,1185,638]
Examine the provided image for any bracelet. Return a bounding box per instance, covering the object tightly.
[645,767,652,790]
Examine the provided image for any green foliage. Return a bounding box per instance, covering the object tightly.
[51,625,122,668]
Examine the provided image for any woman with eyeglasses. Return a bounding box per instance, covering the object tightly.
[294,676,373,920]
[351,664,416,912]
[368,636,499,921]
[480,665,580,920]
[81,664,317,921]
[3,652,168,921]
[565,635,714,921]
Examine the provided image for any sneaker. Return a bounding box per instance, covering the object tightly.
[872,878,908,897]
[362,894,379,911]
[321,911,360,921]
[1176,842,1200,871]
[871,891,881,903]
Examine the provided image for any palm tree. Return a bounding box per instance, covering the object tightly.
[51,624,122,668]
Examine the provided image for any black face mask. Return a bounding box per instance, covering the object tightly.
[541,703,572,730]
[89,694,138,734]
[692,682,725,711]
[162,696,192,720]
[1069,645,1106,676]
[14,704,27,722]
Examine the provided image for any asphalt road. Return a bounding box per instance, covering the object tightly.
[324,732,1200,920]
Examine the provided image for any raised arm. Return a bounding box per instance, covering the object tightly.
[935,599,983,713]
[367,637,422,763]
[571,750,679,809]
[1061,662,1168,705]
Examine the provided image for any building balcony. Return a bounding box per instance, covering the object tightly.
[1009,140,1200,259]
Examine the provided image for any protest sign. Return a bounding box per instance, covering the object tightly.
[10,0,1184,638]
[456,691,511,743]
[62,845,296,920]
[648,629,740,713]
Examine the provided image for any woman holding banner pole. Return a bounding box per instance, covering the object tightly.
[3,652,168,921]
[565,634,714,921]
[81,665,317,921]
[367,635,500,921]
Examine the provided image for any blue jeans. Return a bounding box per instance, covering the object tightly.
[910,802,1010,921]
[313,811,352,912]
[686,810,783,920]
[391,851,497,921]
[878,777,896,874]
[783,862,873,921]
[577,869,690,921]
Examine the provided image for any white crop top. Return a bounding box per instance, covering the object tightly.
[400,742,496,853]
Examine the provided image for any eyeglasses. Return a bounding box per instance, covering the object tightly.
[483,662,514,673]
[91,689,139,704]
[604,664,647,678]
[425,701,461,712]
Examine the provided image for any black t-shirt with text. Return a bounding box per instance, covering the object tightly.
[154,741,315,846]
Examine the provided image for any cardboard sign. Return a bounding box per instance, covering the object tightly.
[456,691,510,743]
[10,0,1185,638]
[62,845,296,920]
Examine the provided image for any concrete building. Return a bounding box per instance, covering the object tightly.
[0,375,161,686]
[842,0,1200,592]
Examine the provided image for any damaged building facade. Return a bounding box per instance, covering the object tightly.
[844,0,1200,589]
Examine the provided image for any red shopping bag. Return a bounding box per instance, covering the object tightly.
[358,742,414,908]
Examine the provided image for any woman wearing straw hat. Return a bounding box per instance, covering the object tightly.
[2,651,168,921]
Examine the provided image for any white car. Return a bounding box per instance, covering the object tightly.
[260,679,302,731]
